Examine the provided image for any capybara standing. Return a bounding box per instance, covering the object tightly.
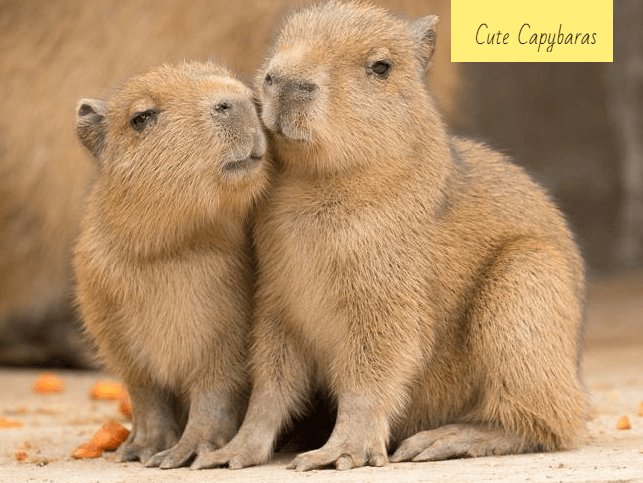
[73,62,268,468]
[192,1,587,472]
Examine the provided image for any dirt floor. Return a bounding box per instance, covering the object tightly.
[1,270,642,483]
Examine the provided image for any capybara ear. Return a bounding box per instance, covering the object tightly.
[409,15,438,72]
[76,98,107,161]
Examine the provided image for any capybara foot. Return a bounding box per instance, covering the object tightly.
[390,424,527,462]
[116,442,165,464]
[287,441,388,471]
[191,436,271,470]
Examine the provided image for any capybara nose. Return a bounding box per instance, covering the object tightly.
[213,100,233,114]
[263,71,317,100]
[210,97,257,129]
[211,98,245,118]
[263,72,275,87]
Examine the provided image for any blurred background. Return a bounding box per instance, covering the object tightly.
[0,0,641,367]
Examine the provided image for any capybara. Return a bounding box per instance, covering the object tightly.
[192,1,586,472]
[74,61,268,468]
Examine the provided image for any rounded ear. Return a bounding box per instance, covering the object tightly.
[76,98,107,161]
[409,15,439,72]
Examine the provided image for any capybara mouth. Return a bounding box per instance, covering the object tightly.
[265,118,311,143]
[273,128,309,143]
[222,154,263,173]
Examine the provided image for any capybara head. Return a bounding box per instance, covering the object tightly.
[76,61,268,217]
[258,1,439,174]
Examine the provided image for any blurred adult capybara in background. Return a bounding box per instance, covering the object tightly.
[0,0,455,367]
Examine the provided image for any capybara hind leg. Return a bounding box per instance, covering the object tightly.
[467,240,586,452]
[391,424,528,462]
[396,240,585,464]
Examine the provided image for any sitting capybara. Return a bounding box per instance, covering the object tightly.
[73,61,269,468]
[192,1,587,472]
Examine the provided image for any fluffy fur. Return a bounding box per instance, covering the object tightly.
[73,61,269,469]
[192,1,587,472]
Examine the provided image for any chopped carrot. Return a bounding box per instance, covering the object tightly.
[616,415,631,430]
[15,451,28,461]
[90,382,127,401]
[0,418,23,429]
[72,421,130,458]
[90,421,130,450]
[72,442,103,459]
[33,374,63,394]
[118,395,132,419]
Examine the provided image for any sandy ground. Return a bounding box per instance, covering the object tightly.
[1,270,643,483]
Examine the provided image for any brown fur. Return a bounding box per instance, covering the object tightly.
[73,62,269,468]
[0,0,455,368]
[192,2,587,472]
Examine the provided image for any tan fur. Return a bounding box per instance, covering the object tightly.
[73,62,269,468]
[0,0,453,367]
[192,2,587,472]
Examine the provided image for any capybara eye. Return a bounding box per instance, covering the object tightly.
[264,74,273,87]
[129,109,158,132]
[369,60,393,79]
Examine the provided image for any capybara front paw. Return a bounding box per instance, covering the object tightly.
[190,442,268,470]
[286,444,387,471]
[153,439,224,469]
[115,442,162,464]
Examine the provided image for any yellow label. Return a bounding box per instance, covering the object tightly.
[451,0,613,62]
